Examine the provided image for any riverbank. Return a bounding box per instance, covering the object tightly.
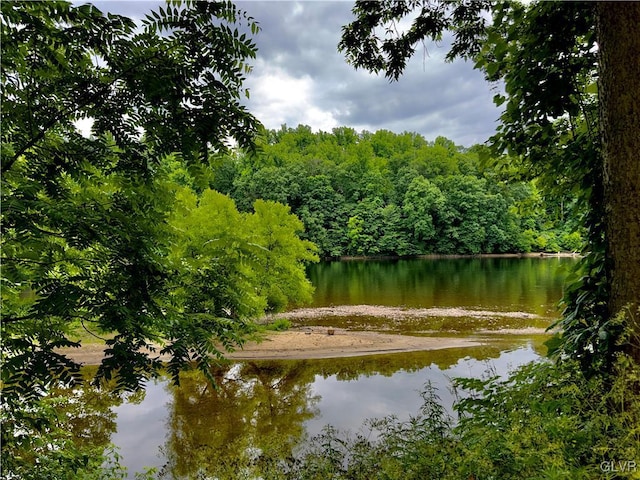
[329,252,581,261]
[58,324,550,365]
[266,305,543,321]
[226,328,481,360]
[58,329,480,364]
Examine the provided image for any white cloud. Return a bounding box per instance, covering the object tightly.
[247,64,340,131]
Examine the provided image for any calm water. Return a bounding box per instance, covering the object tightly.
[308,256,570,314]
[105,257,574,478]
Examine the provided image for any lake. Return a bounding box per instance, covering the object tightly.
[107,257,575,478]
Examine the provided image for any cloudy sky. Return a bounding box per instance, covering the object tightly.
[92,1,503,147]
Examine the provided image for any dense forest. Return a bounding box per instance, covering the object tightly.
[208,125,583,257]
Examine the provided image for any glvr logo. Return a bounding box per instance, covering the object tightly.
[600,460,637,473]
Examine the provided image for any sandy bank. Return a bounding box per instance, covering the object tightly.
[57,324,549,365]
[226,328,480,360]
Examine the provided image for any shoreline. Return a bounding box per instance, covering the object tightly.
[226,329,481,360]
[265,305,545,321]
[325,252,580,261]
[58,326,550,365]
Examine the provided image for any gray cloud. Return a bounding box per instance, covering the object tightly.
[87,1,503,146]
[239,1,502,146]
[90,0,160,20]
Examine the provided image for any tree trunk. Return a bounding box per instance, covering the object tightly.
[597,2,640,363]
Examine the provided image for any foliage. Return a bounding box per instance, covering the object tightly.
[1,1,317,477]
[263,318,293,332]
[214,125,581,258]
[339,0,492,82]
[1,0,264,397]
[1,383,129,480]
[167,187,317,320]
[258,355,640,479]
[247,199,318,310]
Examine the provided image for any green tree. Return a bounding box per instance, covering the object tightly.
[296,174,349,257]
[166,188,268,324]
[346,197,388,255]
[247,199,318,311]
[435,176,519,254]
[236,125,577,260]
[1,0,262,404]
[402,176,445,251]
[378,204,413,256]
[232,165,302,212]
[166,189,316,336]
[339,0,640,369]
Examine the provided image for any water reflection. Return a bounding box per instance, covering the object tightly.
[50,375,125,452]
[159,362,319,478]
[111,339,544,478]
[308,257,573,316]
[107,257,573,477]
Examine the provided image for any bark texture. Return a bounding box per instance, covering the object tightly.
[597,2,640,362]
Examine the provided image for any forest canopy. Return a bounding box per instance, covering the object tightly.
[211,125,584,258]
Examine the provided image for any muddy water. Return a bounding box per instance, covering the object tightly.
[110,257,575,478]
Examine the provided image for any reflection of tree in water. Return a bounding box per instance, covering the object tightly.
[156,339,542,478]
[52,386,122,449]
[309,258,571,317]
[310,340,541,381]
[159,360,320,479]
[12,369,133,469]
[57,367,146,447]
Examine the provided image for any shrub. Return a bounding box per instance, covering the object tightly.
[266,318,293,332]
[261,357,640,479]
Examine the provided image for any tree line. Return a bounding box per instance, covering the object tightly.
[210,125,583,258]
